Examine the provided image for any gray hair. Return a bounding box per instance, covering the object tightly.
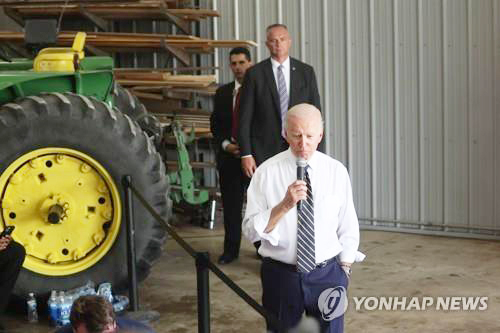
[284,103,324,131]
[266,23,288,34]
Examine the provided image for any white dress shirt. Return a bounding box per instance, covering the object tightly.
[222,80,242,151]
[243,148,360,264]
[270,56,290,96]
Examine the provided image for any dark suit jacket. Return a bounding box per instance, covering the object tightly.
[210,81,236,169]
[237,57,321,165]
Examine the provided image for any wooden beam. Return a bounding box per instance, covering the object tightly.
[161,38,190,66]
[4,41,29,57]
[78,4,108,31]
[84,44,109,56]
[3,6,23,26]
[162,11,190,35]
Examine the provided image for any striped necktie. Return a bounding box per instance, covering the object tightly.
[277,64,289,136]
[297,165,316,273]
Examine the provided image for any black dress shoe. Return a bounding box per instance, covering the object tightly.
[218,254,238,265]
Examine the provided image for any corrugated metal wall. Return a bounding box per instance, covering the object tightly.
[212,0,500,239]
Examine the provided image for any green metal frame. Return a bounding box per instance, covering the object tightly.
[0,56,114,106]
[168,120,209,205]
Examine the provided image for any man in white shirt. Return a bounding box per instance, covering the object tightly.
[243,104,359,332]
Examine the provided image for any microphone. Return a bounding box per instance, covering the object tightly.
[296,158,307,211]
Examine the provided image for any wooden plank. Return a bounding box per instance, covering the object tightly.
[0,31,258,50]
[131,91,164,100]
[165,160,215,170]
[1,1,220,22]
[132,85,217,96]
[114,71,170,81]
[0,0,141,4]
[117,79,213,88]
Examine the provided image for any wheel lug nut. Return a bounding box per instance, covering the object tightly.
[80,163,91,173]
[10,173,23,185]
[101,209,112,220]
[47,252,57,263]
[93,233,104,245]
[29,159,40,168]
[73,249,82,260]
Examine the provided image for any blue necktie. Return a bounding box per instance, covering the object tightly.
[297,166,316,273]
[277,65,289,136]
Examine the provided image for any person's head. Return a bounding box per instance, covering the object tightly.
[229,47,252,83]
[70,296,117,333]
[284,103,324,160]
[265,24,292,62]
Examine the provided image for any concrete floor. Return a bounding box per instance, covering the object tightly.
[3,218,500,332]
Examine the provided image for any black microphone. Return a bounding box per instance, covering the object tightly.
[296,158,307,211]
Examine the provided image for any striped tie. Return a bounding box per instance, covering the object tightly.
[277,65,289,136]
[297,166,316,273]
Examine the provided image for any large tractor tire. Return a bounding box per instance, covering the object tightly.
[113,84,163,150]
[0,92,169,298]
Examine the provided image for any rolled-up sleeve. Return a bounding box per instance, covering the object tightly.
[242,171,282,246]
[336,167,360,263]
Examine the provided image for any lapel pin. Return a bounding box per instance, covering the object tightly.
[292,67,296,71]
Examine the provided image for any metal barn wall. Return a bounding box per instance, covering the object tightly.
[212,0,500,239]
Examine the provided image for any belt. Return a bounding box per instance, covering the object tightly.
[264,256,337,273]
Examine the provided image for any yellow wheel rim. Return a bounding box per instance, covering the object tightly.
[0,148,121,276]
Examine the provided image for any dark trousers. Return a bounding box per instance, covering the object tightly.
[0,240,26,314]
[218,156,248,257]
[261,258,349,333]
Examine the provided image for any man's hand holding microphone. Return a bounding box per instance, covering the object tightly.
[264,159,308,233]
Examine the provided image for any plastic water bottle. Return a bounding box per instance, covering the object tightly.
[112,295,129,313]
[27,292,38,323]
[56,291,65,327]
[60,293,72,326]
[97,282,113,303]
[67,280,96,298]
[48,290,58,326]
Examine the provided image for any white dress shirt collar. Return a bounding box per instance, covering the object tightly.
[234,80,242,94]
[284,148,319,176]
[270,56,290,71]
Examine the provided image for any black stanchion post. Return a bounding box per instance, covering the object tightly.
[124,175,281,329]
[122,175,139,312]
[196,252,210,333]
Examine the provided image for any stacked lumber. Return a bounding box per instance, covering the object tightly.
[131,89,215,138]
[113,69,216,137]
[115,70,216,89]
[0,31,257,52]
[156,110,212,136]
[0,0,141,3]
[1,0,219,21]
[131,85,217,100]
[114,68,217,102]
[0,30,256,65]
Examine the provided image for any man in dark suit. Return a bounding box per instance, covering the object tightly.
[210,47,253,264]
[238,23,321,178]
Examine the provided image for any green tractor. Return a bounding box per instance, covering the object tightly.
[0,32,170,299]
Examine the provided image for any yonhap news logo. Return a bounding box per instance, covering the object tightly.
[318,286,348,321]
[352,296,489,311]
